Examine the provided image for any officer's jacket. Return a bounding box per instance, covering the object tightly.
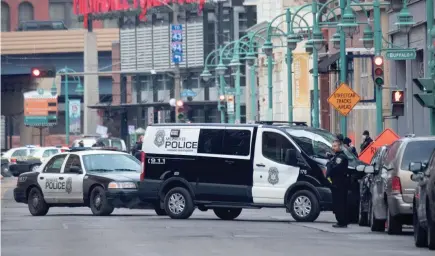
[326,151,349,181]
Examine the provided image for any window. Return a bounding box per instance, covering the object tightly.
[49,3,65,22]
[11,149,28,157]
[43,149,59,157]
[384,141,401,164]
[222,130,251,156]
[83,154,140,172]
[111,140,123,150]
[18,2,34,23]
[401,141,435,170]
[49,2,83,29]
[262,132,295,165]
[103,19,118,28]
[1,2,10,32]
[64,154,82,173]
[43,155,67,173]
[198,129,224,154]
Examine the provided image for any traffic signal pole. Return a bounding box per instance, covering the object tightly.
[173,3,182,123]
[374,0,383,135]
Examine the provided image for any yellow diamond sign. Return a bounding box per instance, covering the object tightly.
[327,83,361,116]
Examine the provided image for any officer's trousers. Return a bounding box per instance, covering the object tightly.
[331,185,348,226]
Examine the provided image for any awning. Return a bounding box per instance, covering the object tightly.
[310,53,340,74]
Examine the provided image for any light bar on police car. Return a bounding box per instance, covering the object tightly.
[108,182,137,189]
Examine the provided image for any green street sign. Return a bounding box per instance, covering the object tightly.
[385,49,416,60]
[24,116,57,126]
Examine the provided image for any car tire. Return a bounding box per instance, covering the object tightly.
[289,190,320,222]
[90,186,114,216]
[213,208,242,220]
[386,206,402,235]
[414,207,427,248]
[164,187,194,220]
[30,164,40,172]
[358,200,369,226]
[27,187,49,216]
[154,205,167,216]
[428,209,435,250]
[370,202,385,232]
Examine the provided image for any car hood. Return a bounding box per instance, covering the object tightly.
[88,172,140,181]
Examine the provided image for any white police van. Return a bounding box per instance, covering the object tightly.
[138,122,363,221]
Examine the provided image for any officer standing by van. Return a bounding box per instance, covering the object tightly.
[326,139,350,228]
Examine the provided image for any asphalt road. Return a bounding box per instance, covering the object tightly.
[1,178,432,256]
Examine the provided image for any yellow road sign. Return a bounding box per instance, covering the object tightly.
[327,83,361,116]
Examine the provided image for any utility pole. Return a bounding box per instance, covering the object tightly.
[216,0,225,123]
[173,3,182,123]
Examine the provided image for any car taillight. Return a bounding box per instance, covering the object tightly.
[392,176,402,194]
[10,158,17,164]
[140,151,146,181]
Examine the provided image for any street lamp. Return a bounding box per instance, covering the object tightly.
[338,6,358,37]
[389,0,403,12]
[245,51,257,67]
[360,25,374,49]
[287,32,301,51]
[311,30,325,51]
[215,62,227,76]
[330,31,341,50]
[262,40,273,57]
[304,39,314,54]
[200,68,212,82]
[229,58,242,72]
[395,6,415,34]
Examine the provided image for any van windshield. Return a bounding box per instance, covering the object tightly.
[286,128,356,160]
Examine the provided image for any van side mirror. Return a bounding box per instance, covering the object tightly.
[409,162,423,174]
[285,149,297,165]
[69,166,83,174]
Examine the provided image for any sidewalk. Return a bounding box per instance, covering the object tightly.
[1,177,17,199]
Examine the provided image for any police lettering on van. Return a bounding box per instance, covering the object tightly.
[139,123,366,222]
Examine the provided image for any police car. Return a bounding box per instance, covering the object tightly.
[138,122,365,221]
[14,148,166,216]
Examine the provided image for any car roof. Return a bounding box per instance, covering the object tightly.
[149,122,318,131]
[68,150,128,156]
[399,136,435,143]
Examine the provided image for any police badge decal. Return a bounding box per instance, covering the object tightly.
[65,177,73,194]
[154,130,165,147]
[268,167,279,185]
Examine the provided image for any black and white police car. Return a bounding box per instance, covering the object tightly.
[138,122,365,221]
[14,148,166,216]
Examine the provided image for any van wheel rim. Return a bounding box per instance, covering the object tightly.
[293,195,312,217]
[168,193,185,214]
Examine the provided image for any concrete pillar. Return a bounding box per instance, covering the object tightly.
[84,32,100,134]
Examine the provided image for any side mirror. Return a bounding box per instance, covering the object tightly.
[409,162,423,174]
[410,173,423,182]
[69,166,83,174]
[285,149,297,165]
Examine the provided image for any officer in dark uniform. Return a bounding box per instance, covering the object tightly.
[326,139,350,228]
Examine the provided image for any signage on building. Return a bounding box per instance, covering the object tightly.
[358,128,399,164]
[23,89,58,127]
[69,100,81,134]
[171,24,183,64]
[180,89,197,98]
[327,83,361,116]
[385,49,417,60]
[73,0,206,27]
[226,95,235,114]
[293,52,310,108]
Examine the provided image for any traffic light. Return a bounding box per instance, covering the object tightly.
[391,90,405,116]
[413,78,435,108]
[176,100,185,122]
[218,95,226,111]
[31,67,56,78]
[373,56,384,86]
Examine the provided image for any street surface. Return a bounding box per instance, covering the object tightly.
[0,177,431,256]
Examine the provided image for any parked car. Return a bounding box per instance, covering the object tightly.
[411,150,435,250]
[8,147,64,176]
[361,136,435,234]
[358,145,389,227]
[1,146,38,165]
[93,137,127,152]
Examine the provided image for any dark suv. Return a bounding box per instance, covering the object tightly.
[411,149,435,250]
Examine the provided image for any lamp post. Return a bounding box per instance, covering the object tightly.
[51,67,84,145]
[427,0,435,134]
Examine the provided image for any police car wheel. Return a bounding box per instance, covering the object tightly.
[90,186,114,216]
[30,164,40,172]
[414,206,427,247]
[154,205,167,216]
[213,208,242,220]
[164,187,194,219]
[27,187,49,216]
[289,190,320,222]
[358,200,369,226]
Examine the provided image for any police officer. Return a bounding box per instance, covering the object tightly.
[326,139,350,228]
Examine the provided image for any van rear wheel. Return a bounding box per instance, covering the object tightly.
[164,187,194,219]
[213,208,242,220]
[289,190,320,222]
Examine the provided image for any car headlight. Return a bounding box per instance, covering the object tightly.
[108,182,137,189]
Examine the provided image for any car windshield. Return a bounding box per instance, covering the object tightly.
[286,128,356,160]
[82,154,141,173]
[401,140,435,170]
[29,149,45,158]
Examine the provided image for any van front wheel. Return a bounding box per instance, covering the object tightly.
[288,190,320,222]
[213,208,242,220]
